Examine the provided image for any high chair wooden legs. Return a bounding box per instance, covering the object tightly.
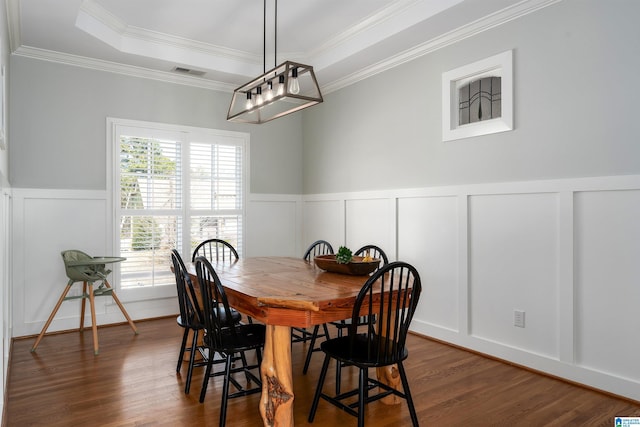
[31,279,138,355]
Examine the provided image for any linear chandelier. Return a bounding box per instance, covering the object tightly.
[227,0,323,124]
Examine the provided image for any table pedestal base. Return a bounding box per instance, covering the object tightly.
[260,325,294,427]
[377,365,402,405]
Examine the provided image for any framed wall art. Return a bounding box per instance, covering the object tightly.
[442,50,513,142]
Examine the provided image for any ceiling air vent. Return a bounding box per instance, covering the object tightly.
[172,66,206,77]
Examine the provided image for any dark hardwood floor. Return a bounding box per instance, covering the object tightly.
[4,317,640,426]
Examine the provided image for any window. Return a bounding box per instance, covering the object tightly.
[108,118,248,299]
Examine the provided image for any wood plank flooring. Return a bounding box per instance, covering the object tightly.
[4,317,640,426]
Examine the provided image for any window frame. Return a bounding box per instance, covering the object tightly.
[107,117,249,301]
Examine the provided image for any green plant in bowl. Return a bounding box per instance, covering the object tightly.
[335,246,353,264]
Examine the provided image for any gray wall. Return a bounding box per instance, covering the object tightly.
[9,57,303,194]
[302,0,640,194]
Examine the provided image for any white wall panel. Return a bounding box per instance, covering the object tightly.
[574,190,640,381]
[345,198,394,258]
[20,194,109,330]
[469,193,559,358]
[300,174,640,406]
[12,189,177,337]
[398,196,459,332]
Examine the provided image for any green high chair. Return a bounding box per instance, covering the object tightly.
[31,250,138,355]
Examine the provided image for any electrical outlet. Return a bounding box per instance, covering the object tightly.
[514,310,525,328]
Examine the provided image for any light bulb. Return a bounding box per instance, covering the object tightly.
[245,92,253,110]
[289,67,300,94]
[255,86,264,106]
[277,74,285,96]
[265,81,274,101]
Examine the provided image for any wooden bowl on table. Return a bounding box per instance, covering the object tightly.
[313,254,380,275]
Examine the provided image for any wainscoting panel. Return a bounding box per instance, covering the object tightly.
[12,189,178,338]
[345,198,395,258]
[397,195,459,333]
[14,190,111,336]
[11,175,640,401]
[303,175,640,401]
[574,189,640,383]
[468,192,560,359]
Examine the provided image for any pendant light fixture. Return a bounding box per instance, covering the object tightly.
[227,0,323,124]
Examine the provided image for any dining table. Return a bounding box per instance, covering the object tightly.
[183,256,402,427]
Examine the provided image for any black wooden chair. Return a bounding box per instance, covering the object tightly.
[353,244,389,267]
[302,239,334,261]
[172,249,242,394]
[194,256,265,427]
[172,249,207,394]
[329,244,389,392]
[308,261,422,427]
[298,240,334,374]
[192,238,239,263]
[193,238,250,323]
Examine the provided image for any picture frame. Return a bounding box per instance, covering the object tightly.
[442,50,513,142]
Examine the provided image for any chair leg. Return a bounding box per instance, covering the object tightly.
[358,367,367,427]
[185,329,199,394]
[335,326,344,394]
[176,328,189,373]
[398,362,419,427]
[87,283,99,355]
[103,280,138,334]
[80,281,87,331]
[219,355,233,427]
[31,283,74,352]
[199,353,215,403]
[308,353,331,423]
[302,325,320,374]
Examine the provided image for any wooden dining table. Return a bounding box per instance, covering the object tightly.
[184,256,400,427]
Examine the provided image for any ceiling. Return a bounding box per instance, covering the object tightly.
[8,0,558,93]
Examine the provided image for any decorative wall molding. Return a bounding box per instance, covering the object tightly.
[11,173,640,401]
[11,0,561,94]
[302,174,640,402]
[12,46,235,92]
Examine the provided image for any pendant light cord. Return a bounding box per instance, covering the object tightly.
[263,0,266,73]
[263,0,278,73]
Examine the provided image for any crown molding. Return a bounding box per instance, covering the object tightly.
[10,0,562,94]
[322,0,562,94]
[12,45,236,92]
[309,0,463,69]
[75,0,258,77]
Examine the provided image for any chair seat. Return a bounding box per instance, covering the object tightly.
[176,315,204,330]
[177,308,240,330]
[320,334,408,368]
[204,323,266,353]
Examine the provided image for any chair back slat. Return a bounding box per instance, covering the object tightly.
[303,240,334,261]
[192,239,239,263]
[350,262,421,364]
[354,244,389,268]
